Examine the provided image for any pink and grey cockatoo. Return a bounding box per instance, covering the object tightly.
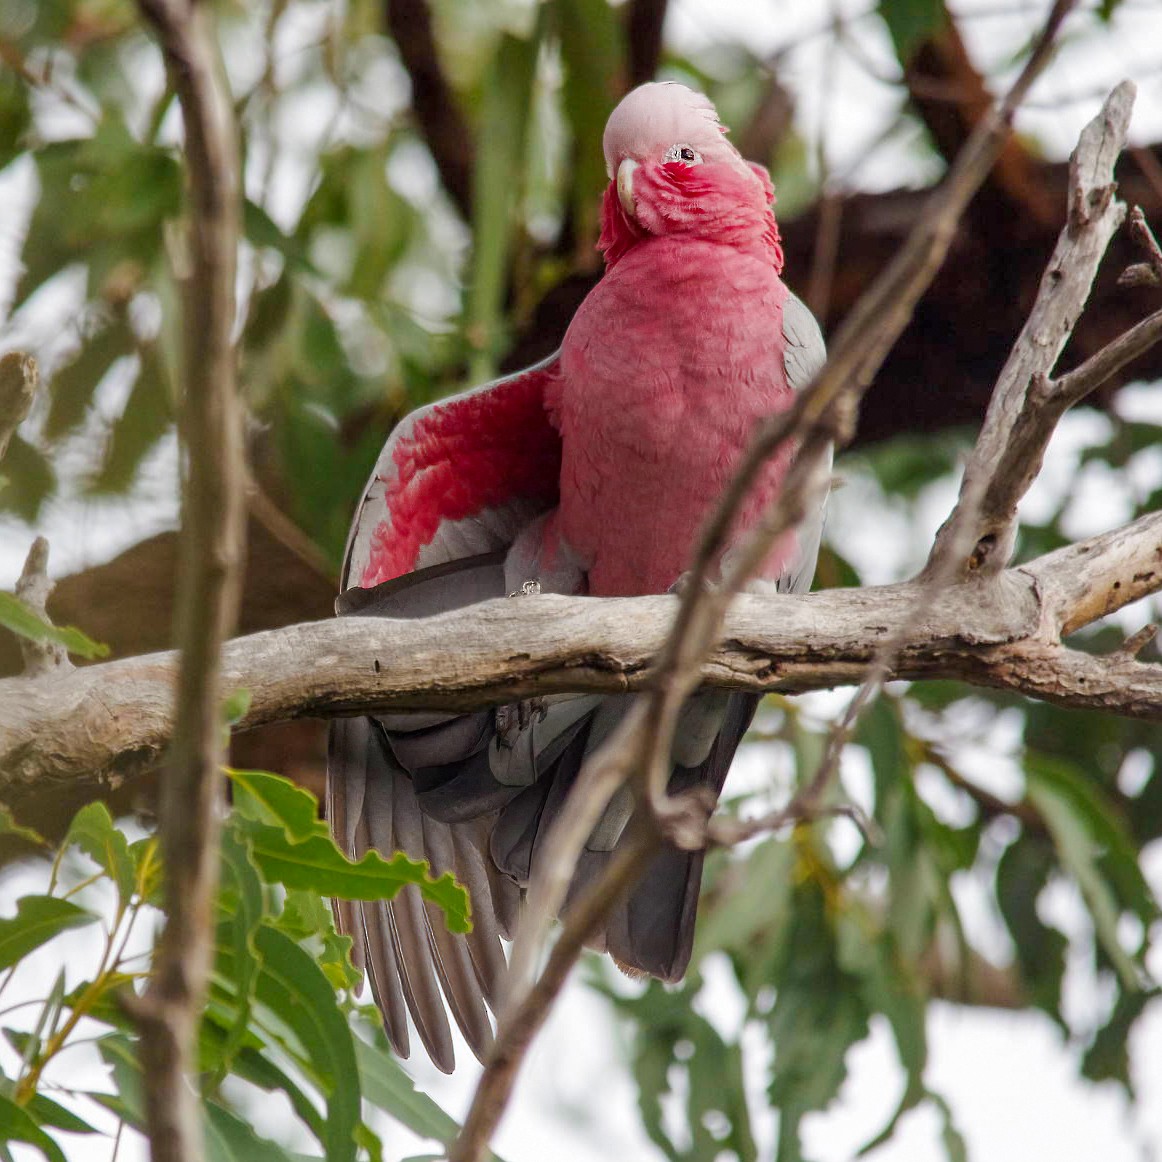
[327,81,827,1072]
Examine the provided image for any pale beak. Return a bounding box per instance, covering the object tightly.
[616,158,638,219]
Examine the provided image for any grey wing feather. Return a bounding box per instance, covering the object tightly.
[341,351,560,589]
[777,290,831,596]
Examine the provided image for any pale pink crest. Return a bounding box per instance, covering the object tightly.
[602,82,747,178]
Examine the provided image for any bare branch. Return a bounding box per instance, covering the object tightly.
[2,511,1160,798]
[0,351,38,464]
[926,81,1137,579]
[14,538,72,679]
[125,3,244,1161]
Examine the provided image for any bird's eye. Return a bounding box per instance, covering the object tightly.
[664,144,702,165]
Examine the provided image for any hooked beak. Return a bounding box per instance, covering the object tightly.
[616,158,638,219]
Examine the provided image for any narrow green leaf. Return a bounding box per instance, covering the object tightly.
[0,896,98,971]
[553,0,621,247]
[247,924,360,1162]
[0,592,110,659]
[204,1098,311,1162]
[0,805,47,849]
[45,319,134,440]
[89,343,174,495]
[65,802,135,902]
[0,434,55,521]
[464,26,543,380]
[214,820,269,1068]
[24,1094,98,1136]
[227,770,470,933]
[0,1093,66,1162]
[1027,763,1147,989]
[354,1033,462,1145]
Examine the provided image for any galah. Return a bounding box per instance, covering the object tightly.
[327,81,827,1073]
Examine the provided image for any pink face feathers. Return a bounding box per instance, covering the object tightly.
[598,82,782,270]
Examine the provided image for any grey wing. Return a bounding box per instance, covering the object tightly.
[329,356,562,1072]
[340,350,562,590]
[775,290,831,596]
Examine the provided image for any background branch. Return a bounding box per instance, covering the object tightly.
[383,0,475,219]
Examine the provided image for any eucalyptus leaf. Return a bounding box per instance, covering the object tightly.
[0,896,98,972]
[0,592,109,659]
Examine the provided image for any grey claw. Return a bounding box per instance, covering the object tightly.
[507,579,542,598]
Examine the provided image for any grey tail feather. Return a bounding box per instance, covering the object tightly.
[326,552,760,1070]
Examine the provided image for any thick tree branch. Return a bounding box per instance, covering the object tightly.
[125,3,244,1162]
[4,512,1158,805]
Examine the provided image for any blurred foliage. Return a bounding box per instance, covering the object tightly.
[0,0,1160,1160]
[0,779,486,1162]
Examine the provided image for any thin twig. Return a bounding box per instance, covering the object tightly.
[124,3,245,1162]
[1119,203,1162,287]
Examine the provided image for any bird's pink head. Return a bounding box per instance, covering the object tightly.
[598,82,783,271]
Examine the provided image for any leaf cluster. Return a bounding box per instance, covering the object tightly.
[0,774,483,1162]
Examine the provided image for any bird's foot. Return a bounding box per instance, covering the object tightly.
[495,697,548,748]
[668,571,715,598]
[507,578,542,598]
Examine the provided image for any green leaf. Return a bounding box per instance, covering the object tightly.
[204,1098,312,1162]
[355,1032,475,1148]
[273,890,359,992]
[24,1094,98,1136]
[766,878,870,1161]
[1027,762,1144,989]
[227,770,470,933]
[221,687,252,727]
[554,0,621,248]
[0,1093,66,1162]
[89,343,174,495]
[0,896,98,971]
[45,318,135,441]
[0,69,30,172]
[130,835,163,906]
[0,433,55,521]
[213,821,269,1069]
[0,805,47,849]
[0,591,109,659]
[878,0,947,65]
[65,802,135,902]
[224,1043,328,1148]
[996,837,1067,1021]
[464,25,543,380]
[244,925,361,1162]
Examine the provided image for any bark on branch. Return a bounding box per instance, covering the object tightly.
[2,511,1158,800]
